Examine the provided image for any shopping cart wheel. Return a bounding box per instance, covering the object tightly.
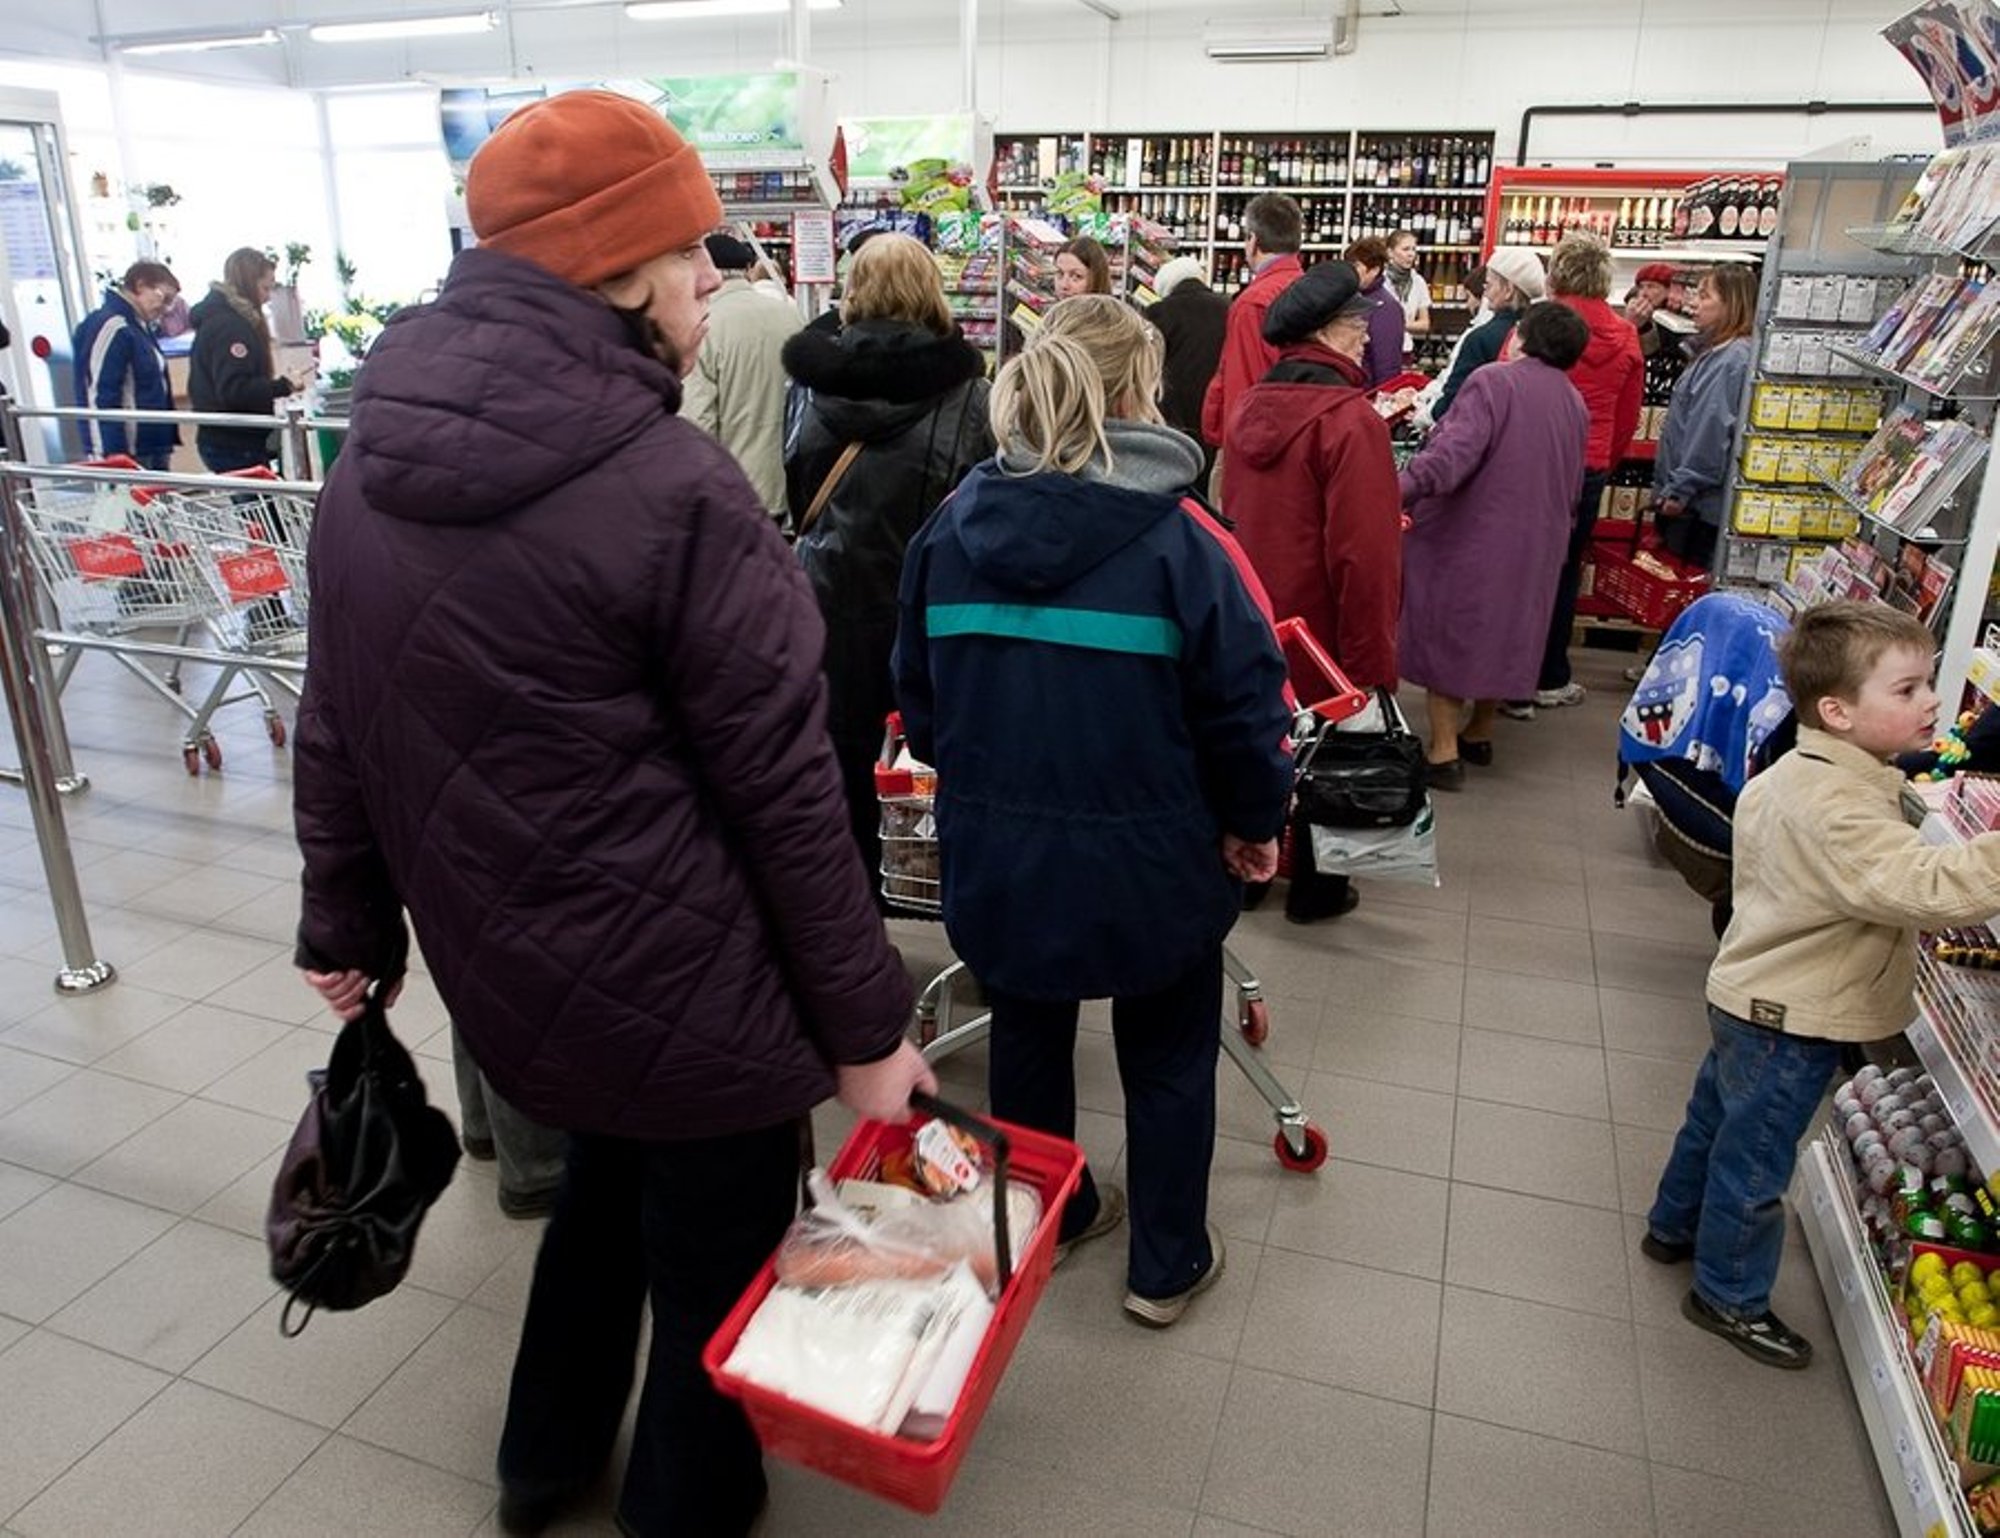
[1239,996,1270,1046]
[265,715,287,748]
[1274,1124,1329,1173]
[181,744,200,776]
[201,737,223,772]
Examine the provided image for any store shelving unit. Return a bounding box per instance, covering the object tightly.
[1481,167,1774,285]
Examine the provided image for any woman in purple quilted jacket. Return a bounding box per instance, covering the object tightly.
[291,92,933,1538]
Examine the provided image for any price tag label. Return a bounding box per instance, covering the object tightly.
[1841,1269,1859,1303]
[1812,1186,1830,1215]
[1872,1358,1893,1395]
[1896,1427,1917,1467]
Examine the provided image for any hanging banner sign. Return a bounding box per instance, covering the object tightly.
[649,74,803,167]
[1883,0,2000,144]
[841,114,977,184]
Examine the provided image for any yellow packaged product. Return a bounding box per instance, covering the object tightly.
[1732,491,1772,536]
[1751,383,1792,430]
[1767,495,1803,539]
[1786,387,1824,432]
[1741,436,1783,483]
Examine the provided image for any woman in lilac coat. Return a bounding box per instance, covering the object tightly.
[1396,303,1590,788]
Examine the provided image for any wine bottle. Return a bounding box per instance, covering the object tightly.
[1717,180,1741,239]
[1757,178,1781,238]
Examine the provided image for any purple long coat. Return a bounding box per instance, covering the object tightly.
[1396,356,1587,700]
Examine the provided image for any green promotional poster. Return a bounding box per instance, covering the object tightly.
[843,114,976,183]
[647,73,802,165]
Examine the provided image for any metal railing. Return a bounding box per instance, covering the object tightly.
[0,399,344,995]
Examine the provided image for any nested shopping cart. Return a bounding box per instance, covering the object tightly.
[876,715,1329,1172]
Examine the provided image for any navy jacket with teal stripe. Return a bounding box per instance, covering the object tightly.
[894,459,1293,1001]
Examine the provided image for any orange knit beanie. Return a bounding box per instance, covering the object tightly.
[466,90,723,288]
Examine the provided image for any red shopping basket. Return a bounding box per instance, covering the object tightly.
[703,1098,1085,1513]
[1275,616,1370,725]
[1591,545,1709,629]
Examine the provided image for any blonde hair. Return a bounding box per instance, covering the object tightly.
[840,232,953,336]
[1547,233,1613,299]
[1036,295,1165,425]
[990,333,1110,477]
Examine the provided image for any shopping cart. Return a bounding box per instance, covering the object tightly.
[876,715,1330,1173]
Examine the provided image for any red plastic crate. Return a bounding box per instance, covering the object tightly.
[703,1112,1085,1513]
[1591,545,1709,629]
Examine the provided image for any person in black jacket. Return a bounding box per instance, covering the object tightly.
[1144,255,1229,487]
[784,232,994,894]
[188,247,297,472]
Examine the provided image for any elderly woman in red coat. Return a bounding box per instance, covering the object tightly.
[1223,260,1404,922]
[1396,303,1591,789]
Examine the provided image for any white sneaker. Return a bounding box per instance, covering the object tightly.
[1498,700,1536,721]
[1123,1225,1225,1328]
[1534,683,1587,708]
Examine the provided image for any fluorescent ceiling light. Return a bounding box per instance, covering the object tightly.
[627,0,841,19]
[118,29,282,55]
[308,12,498,43]
[1205,41,1329,60]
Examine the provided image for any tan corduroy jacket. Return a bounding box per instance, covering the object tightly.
[1708,727,2000,1042]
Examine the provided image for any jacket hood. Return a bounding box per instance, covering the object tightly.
[343,247,680,526]
[188,288,241,329]
[1565,295,1639,375]
[948,458,1179,594]
[1230,345,1372,471]
[996,418,1202,498]
[782,319,986,443]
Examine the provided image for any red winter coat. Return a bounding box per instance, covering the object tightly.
[1221,344,1403,689]
[1553,294,1644,472]
[1200,253,1303,448]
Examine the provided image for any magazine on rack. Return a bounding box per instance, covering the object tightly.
[1879,275,1968,373]
[1911,282,2000,390]
[1863,273,1954,357]
[1836,406,1989,534]
[1776,539,1954,627]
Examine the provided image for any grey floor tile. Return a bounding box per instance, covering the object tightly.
[1312,952,1465,1026]
[235,1435,498,1537]
[1467,870,1591,931]
[1451,1098,1620,1209]
[1585,876,1723,949]
[197,1026,328,1117]
[0,1046,73,1119]
[190,1144,287,1241]
[1650,1462,1896,1538]
[0,1183,177,1323]
[1435,1287,1646,1456]
[17,908,194,973]
[343,1303,521,1484]
[1425,1414,1654,1537]
[0,959,63,1028]
[113,931,287,1003]
[124,863,285,926]
[1461,967,1602,1047]
[190,1286,456,1429]
[1203,1131,1285,1247]
[1607,1050,1700,1132]
[11,1379,323,1537]
[1266,1158,1449,1280]
[1599,986,1712,1063]
[90,1001,293,1095]
[0,1330,169,1522]
[0,1162,52,1225]
[46,1220,275,1373]
[1590,933,1714,1001]
[1465,915,1597,984]
[1236,1246,1440,1406]
[1613,1124,1675,1218]
[1444,1184,1631,1320]
[60,848,200,906]
[0,1067,181,1179]
[1298,1072,1455,1178]
[1309,1010,1460,1095]
[204,952,338,1027]
[1199,1367,1430,1537]
[71,1096,292,1214]
[1,984,190,1067]
[1323,900,1468,966]
[1456,1028,1609,1119]
[1038,1216,1259,1366]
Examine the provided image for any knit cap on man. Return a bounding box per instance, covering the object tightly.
[466,90,723,288]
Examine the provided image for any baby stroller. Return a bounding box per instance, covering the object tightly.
[1614,593,1796,936]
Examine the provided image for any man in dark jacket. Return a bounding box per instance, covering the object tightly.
[1146,255,1229,488]
[73,260,181,470]
[293,91,932,1538]
[187,246,296,472]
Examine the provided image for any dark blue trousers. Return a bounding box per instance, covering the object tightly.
[987,949,1222,1300]
[497,1122,800,1537]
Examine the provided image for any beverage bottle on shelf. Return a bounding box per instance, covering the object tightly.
[1717,179,1742,239]
[1684,179,1715,239]
[1613,196,1631,245]
[1756,178,1781,238]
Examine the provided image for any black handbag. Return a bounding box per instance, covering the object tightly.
[266,989,461,1335]
[1293,688,1427,829]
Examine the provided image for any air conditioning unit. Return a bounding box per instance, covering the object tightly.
[1203,16,1342,62]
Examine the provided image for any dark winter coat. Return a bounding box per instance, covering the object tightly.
[1146,279,1230,480]
[73,290,178,462]
[294,247,912,1141]
[1222,344,1404,689]
[783,320,993,866]
[188,286,292,462]
[1430,305,1521,424]
[892,429,1293,1001]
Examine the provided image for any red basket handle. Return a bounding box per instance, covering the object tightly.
[908,1091,1014,1288]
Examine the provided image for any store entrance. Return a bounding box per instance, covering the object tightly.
[0,94,94,461]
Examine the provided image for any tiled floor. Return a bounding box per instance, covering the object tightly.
[0,646,1897,1537]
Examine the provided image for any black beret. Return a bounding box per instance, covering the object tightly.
[1262,260,1373,347]
[704,233,758,271]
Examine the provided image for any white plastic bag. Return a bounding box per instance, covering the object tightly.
[1309,801,1440,886]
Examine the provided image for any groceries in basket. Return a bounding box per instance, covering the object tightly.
[1293,688,1427,829]
[876,712,940,908]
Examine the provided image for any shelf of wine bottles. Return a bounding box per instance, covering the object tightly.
[1493,176,1784,251]
[1352,133,1492,190]
[1349,196,1484,248]
[1100,191,1211,244]
[1088,134,1214,189]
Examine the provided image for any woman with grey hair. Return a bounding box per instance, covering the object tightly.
[1429,245,1543,423]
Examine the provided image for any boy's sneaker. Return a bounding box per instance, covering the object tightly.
[1124,1225,1225,1328]
[1534,683,1588,708]
[1053,1184,1126,1269]
[1680,1289,1813,1369]
[1497,700,1536,721]
[1640,1230,1694,1265]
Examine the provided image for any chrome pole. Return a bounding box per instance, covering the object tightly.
[0,401,86,795]
[0,464,113,993]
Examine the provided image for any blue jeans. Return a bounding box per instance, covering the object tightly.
[1648,1005,1842,1317]
[986,949,1221,1300]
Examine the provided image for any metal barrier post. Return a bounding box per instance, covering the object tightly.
[0,401,86,795]
[0,466,114,993]
[277,400,311,483]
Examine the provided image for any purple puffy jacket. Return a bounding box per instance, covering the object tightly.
[294,248,911,1141]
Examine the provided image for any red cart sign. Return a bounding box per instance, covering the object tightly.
[216,549,288,601]
[66,533,145,581]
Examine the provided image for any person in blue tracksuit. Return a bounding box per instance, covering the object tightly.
[72,261,181,471]
[894,328,1294,1330]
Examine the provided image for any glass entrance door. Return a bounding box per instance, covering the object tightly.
[0,115,92,459]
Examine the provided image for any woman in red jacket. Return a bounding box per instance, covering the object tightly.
[1222,261,1404,921]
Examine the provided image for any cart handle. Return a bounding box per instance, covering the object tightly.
[909,1091,1015,1288]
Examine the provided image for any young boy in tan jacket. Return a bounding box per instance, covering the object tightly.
[1646,602,2000,1368]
